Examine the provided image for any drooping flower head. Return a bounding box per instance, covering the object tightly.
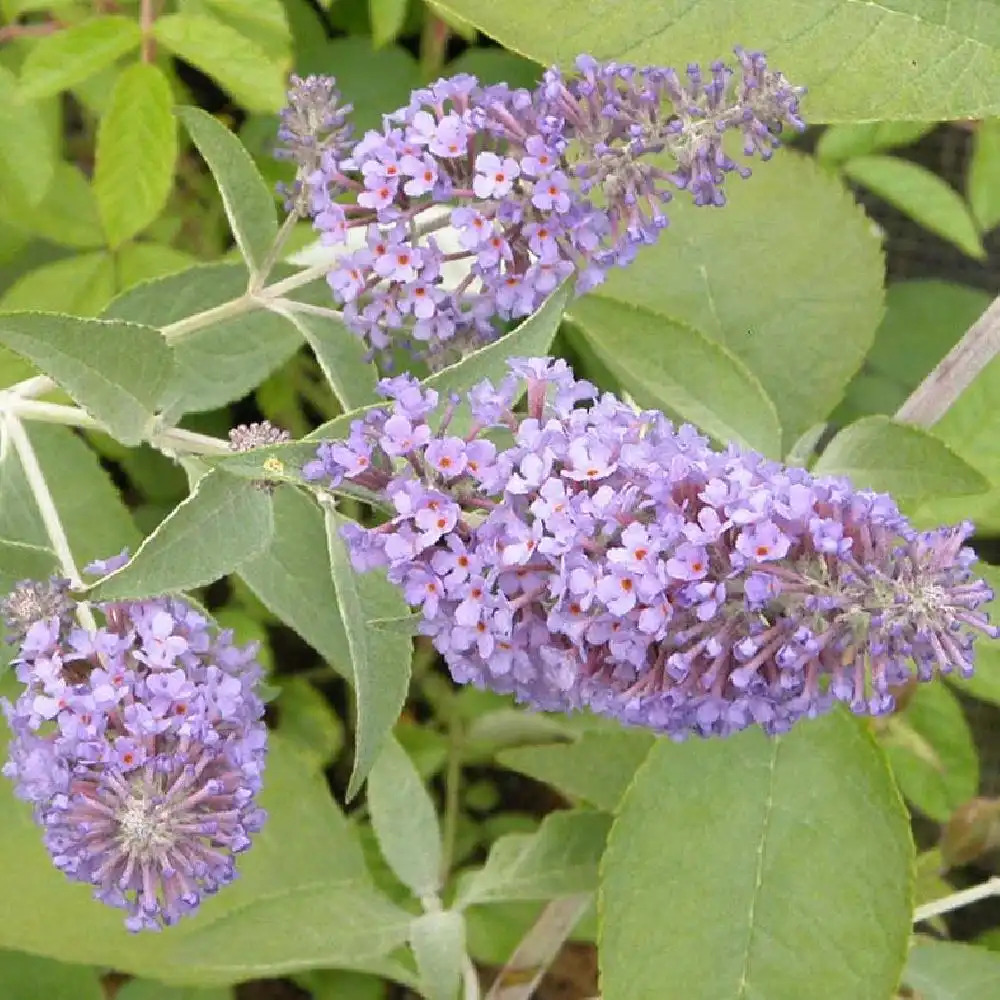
[1,553,267,931]
[305,360,996,740]
[279,48,804,363]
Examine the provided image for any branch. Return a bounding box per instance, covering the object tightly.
[912,876,1000,924]
[894,294,1000,428]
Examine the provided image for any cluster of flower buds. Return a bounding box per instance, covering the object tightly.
[277,48,805,363]
[1,553,267,931]
[304,359,997,740]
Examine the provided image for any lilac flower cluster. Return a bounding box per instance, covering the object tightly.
[2,553,267,931]
[280,48,804,362]
[304,359,997,740]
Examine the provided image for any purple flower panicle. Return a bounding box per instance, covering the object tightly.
[280,48,804,363]
[305,360,996,740]
[1,563,267,931]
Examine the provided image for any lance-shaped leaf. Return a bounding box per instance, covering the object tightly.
[88,470,274,600]
[0,313,173,446]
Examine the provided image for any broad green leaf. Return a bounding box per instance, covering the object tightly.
[275,676,344,770]
[19,16,142,100]
[270,304,379,411]
[0,423,139,571]
[115,244,199,291]
[816,121,936,163]
[0,66,53,205]
[0,950,102,1000]
[153,14,287,112]
[497,729,654,813]
[843,156,984,260]
[95,63,177,248]
[0,162,103,249]
[297,37,420,133]
[837,281,991,423]
[814,416,989,498]
[0,312,173,445]
[882,683,979,822]
[0,539,57,593]
[584,152,883,449]
[88,470,274,600]
[203,0,292,62]
[0,728,413,984]
[238,487,350,668]
[103,263,302,418]
[367,736,443,897]
[0,253,116,317]
[903,938,1000,999]
[458,810,610,906]
[177,108,278,276]
[969,119,1000,233]
[370,0,409,47]
[599,711,913,1000]
[428,0,1000,122]
[569,298,781,456]
[118,981,232,1000]
[409,910,465,1000]
[327,510,413,799]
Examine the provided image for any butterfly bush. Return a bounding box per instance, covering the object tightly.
[278,48,804,363]
[304,359,997,740]
[0,553,267,931]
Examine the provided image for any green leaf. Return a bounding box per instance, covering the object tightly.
[269,304,379,412]
[117,982,232,1000]
[202,0,291,62]
[0,65,54,205]
[446,48,540,89]
[103,263,302,419]
[457,810,610,906]
[882,683,979,822]
[153,14,287,112]
[0,423,139,571]
[0,950,102,1000]
[94,63,177,248]
[0,162,104,249]
[599,710,913,1000]
[497,729,654,813]
[88,470,273,600]
[370,0,409,47]
[569,298,781,456]
[969,119,1000,233]
[238,487,350,668]
[427,0,1000,122]
[843,156,984,260]
[816,122,936,163]
[903,939,1000,999]
[0,729,413,984]
[275,676,344,770]
[0,253,116,317]
[367,735,443,897]
[581,152,883,450]
[409,910,465,1000]
[837,280,991,423]
[813,415,990,498]
[326,510,413,799]
[0,312,173,445]
[115,243,200,291]
[177,108,278,276]
[19,16,142,100]
[0,539,57,593]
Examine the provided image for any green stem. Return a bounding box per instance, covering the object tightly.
[2,414,97,630]
[250,210,302,292]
